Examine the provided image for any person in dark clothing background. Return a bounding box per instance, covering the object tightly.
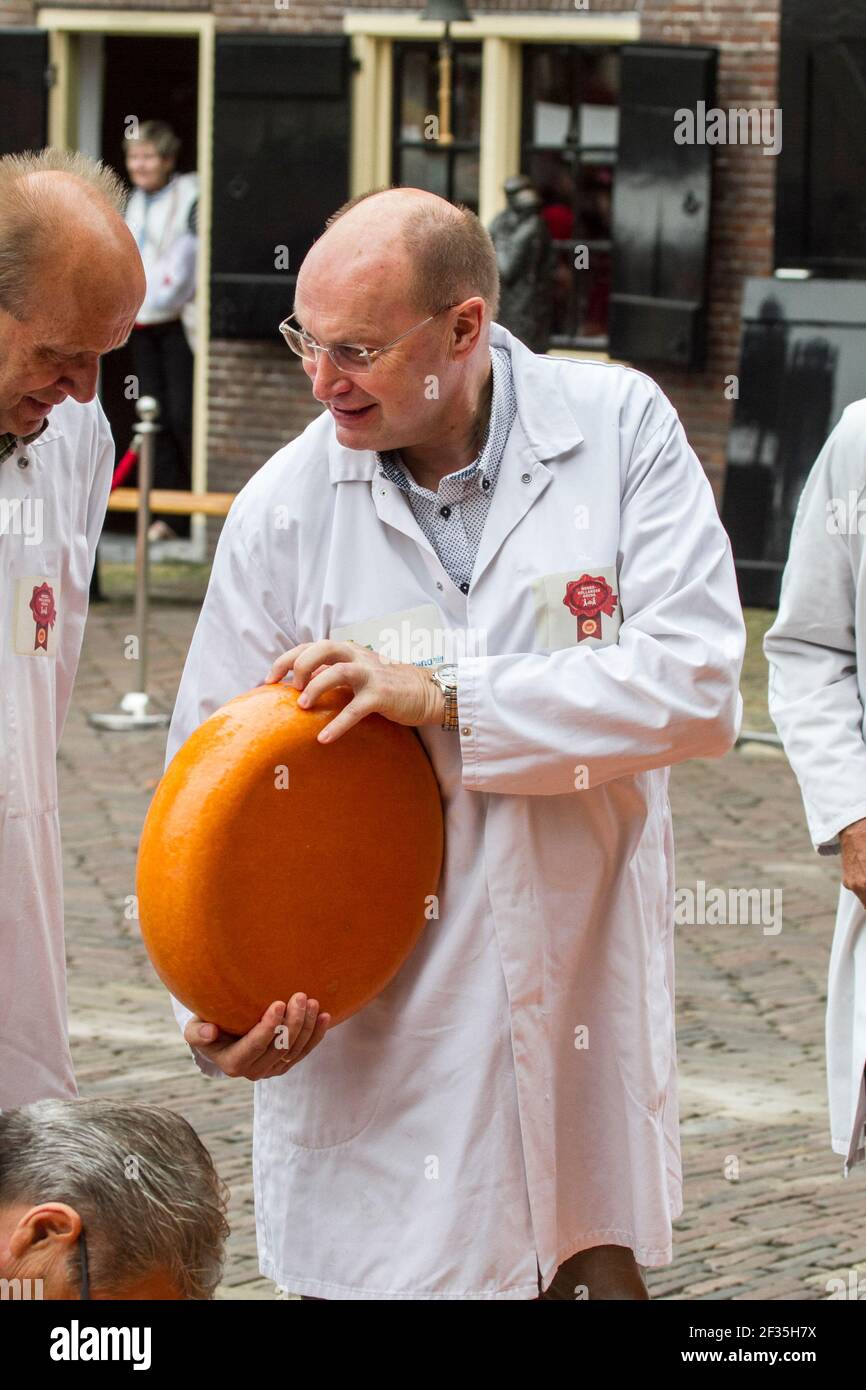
[124,119,198,541]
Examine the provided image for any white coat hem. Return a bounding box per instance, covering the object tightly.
[259,1256,538,1301]
[260,1223,677,1300]
[831,1135,865,1170]
[540,1226,676,1281]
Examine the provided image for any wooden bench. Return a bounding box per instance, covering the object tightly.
[107,488,235,518]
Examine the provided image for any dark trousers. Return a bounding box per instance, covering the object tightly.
[131,318,193,535]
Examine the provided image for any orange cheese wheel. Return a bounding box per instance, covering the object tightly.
[136,683,444,1036]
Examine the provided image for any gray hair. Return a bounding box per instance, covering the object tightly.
[124,118,181,162]
[0,147,128,319]
[0,1099,230,1299]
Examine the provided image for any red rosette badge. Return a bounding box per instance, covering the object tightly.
[29,581,57,652]
[562,574,617,643]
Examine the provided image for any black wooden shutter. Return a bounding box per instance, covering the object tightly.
[608,44,717,370]
[211,35,351,340]
[0,28,49,156]
[777,0,866,276]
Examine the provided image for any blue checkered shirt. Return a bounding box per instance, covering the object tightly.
[375,345,517,593]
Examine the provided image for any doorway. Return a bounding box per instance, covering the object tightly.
[39,8,214,556]
[78,34,199,539]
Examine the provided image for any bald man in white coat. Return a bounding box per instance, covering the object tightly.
[765,399,866,1176]
[0,151,145,1107]
[164,188,746,1300]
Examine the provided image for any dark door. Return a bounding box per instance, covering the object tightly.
[777,0,866,276]
[0,28,48,155]
[721,278,866,607]
[608,43,717,369]
[97,33,199,526]
[211,34,351,339]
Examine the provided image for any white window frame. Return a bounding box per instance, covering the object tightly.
[344,12,640,361]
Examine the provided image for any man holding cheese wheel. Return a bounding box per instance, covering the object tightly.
[165,187,746,1300]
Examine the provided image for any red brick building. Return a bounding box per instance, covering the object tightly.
[0,0,783,552]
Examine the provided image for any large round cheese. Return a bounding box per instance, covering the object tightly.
[136,683,444,1036]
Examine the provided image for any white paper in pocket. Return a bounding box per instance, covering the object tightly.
[330,602,449,669]
[534,566,622,652]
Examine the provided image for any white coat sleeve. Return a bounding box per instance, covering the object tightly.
[458,405,745,795]
[161,502,299,1076]
[764,407,866,854]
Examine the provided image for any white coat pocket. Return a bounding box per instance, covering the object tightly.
[331,602,448,670]
[265,1005,386,1150]
[533,565,622,653]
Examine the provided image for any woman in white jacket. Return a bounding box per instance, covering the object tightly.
[123,120,198,540]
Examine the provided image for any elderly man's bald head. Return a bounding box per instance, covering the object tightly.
[0,149,144,321]
[0,148,146,438]
[299,187,499,324]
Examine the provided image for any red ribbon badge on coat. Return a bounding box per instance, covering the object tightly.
[562,574,617,642]
[29,581,57,652]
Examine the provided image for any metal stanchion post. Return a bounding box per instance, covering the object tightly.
[89,395,171,732]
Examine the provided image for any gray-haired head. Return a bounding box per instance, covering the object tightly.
[0,1099,230,1299]
[123,118,181,163]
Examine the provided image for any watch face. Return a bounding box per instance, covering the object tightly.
[436,664,458,689]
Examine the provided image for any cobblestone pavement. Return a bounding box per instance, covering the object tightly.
[59,594,864,1301]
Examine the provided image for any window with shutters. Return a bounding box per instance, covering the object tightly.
[520,45,621,350]
[392,42,482,213]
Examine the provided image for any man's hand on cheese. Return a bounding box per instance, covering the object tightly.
[184,995,330,1080]
[265,639,445,743]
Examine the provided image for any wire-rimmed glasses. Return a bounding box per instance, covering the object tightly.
[278,303,460,373]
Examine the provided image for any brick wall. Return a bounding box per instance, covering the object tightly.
[4,0,781,518]
[640,0,780,495]
[0,0,39,20]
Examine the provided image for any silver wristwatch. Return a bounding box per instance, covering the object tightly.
[429,663,459,732]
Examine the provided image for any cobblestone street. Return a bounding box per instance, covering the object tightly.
[59,590,865,1301]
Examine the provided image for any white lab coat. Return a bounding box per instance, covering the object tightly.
[164,323,745,1299]
[0,399,114,1107]
[764,398,866,1175]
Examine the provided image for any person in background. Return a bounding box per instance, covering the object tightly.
[0,1099,229,1299]
[124,119,198,542]
[764,401,866,1177]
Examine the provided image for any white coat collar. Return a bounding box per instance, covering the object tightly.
[327,321,584,483]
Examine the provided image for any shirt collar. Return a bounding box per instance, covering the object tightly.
[0,416,50,465]
[376,344,513,498]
